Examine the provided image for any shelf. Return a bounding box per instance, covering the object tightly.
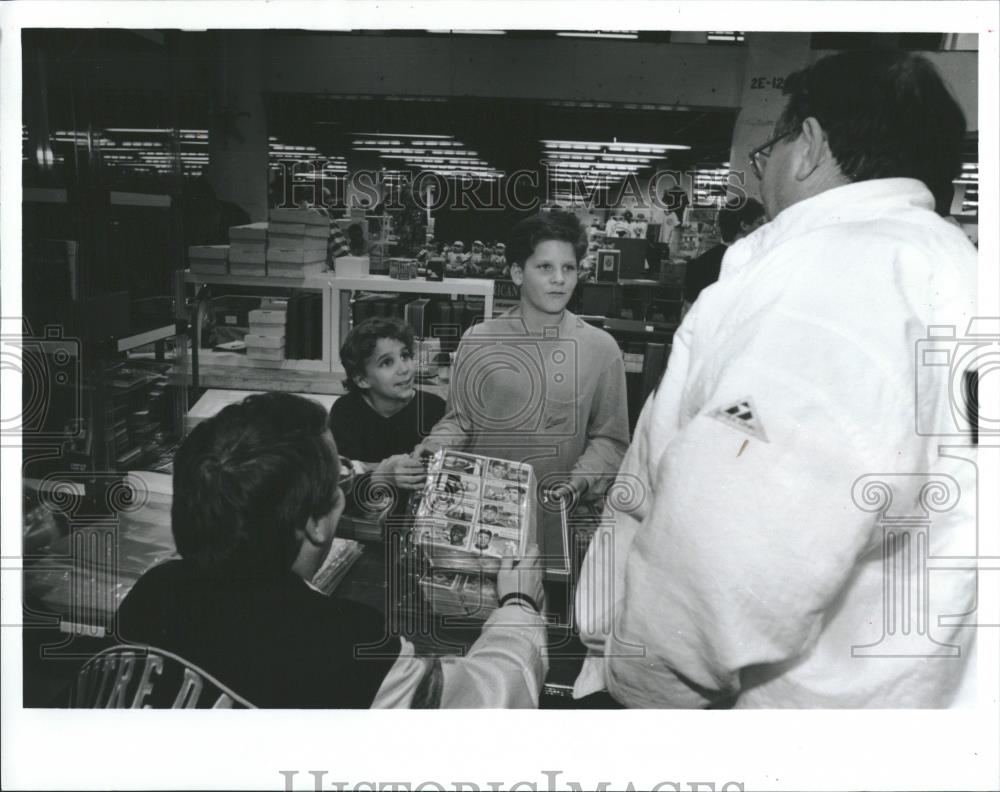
[171,364,347,394]
[184,269,330,289]
[186,388,339,432]
[116,323,176,353]
[333,275,496,298]
[188,349,329,372]
[110,191,172,208]
[23,187,68,204]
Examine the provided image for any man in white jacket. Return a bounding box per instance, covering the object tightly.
[575,51,978,708]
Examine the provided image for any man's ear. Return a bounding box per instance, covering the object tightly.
[794,117,831,182]
[352,372,371,391]
[300,489,344,548]
[509,263,523,285]
[300,515,329,549]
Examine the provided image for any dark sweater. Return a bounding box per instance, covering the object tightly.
[116,560,400,708]
[329,389,446,463]
[682,242,727,304]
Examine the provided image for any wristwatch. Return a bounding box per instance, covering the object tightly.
[498,592,540,613]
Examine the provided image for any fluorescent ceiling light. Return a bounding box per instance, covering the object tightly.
[556,31,638,40]
[541,139,690,151]
[104,127,173,134]
[353,132,454,139]
[427,30,506,36]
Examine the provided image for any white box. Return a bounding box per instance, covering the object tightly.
[334,256,370,277]
[248,308,287,326]
[244,333,285,349]
[246,345,285,361]
[248,323,285,338]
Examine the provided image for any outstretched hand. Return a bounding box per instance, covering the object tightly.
[497,543,544,612]
[374,454,427,491]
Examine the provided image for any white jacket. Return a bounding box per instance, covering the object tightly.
[575,178,979,707]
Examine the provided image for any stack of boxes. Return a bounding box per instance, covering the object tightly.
[267,207,330,278]
[187,245,229,275]
[228,222,268,277]
[245,298,287,365]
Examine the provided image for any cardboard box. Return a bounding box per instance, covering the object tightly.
[268,223,329,239]
[334,255,369,277]
[229,263,266,277]
[228,222,268,242]
[268,207,330,226]
[248,308,287,326]
[246,345,285,361]
[188,244,229,260]
[244,333,285,349]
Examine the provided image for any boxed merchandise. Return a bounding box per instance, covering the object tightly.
[267,261,327,279]
[188,244,230,275]
[248,308,286,327]
[418,569,499,618]
[310,538,364,596]
[229,262,267,277]
[266,247,327,265]
[269,207,331,226]
[228,222,268,242]
[244,333,285,349]
[269,222,330,238]
[268,234,328,252]
[189,259,228,275]
[188,244,229,261]
[245,344,284,361]
[411,450,536,574]
[228,244,266,264]
[334,255,370,277]
[247,306,288,362]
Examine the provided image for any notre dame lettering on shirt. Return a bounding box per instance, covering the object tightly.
[68,645,253,709]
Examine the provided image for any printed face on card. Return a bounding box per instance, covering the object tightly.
[441,453,482,476]
[429,569,461,590]
[482,532,518,558]
[432,472,481,498]
[443,502,476,524]
[479,503,519,530]
[487,460,512,481]
[461,574,498,607]
[504,485,526,506]
[483,482,513,502]
[473,527,494,551]
[424,475,479,514]
[446,522,471,547]
[419,520,471,549]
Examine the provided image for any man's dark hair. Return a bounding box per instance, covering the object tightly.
[339,316,414,393]
[507,211,587,269]
[776,51,966,215]
[171,392,338,577]
[718,198,765,244]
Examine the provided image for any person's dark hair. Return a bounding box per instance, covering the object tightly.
[171,392,338,577]
[663,189,690,222]
[776,51,966,215]
[346,223,366,255]
[507,211,587,269]
[339,316,415,393]
[718,198,765,244]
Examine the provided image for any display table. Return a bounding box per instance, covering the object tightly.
[21,478,596,702]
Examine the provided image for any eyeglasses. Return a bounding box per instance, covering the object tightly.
[749,131,791,180]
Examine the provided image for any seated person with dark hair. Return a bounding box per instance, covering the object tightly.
[117,392,547,708]
[681,198,766,314]
[330,317,446,495]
